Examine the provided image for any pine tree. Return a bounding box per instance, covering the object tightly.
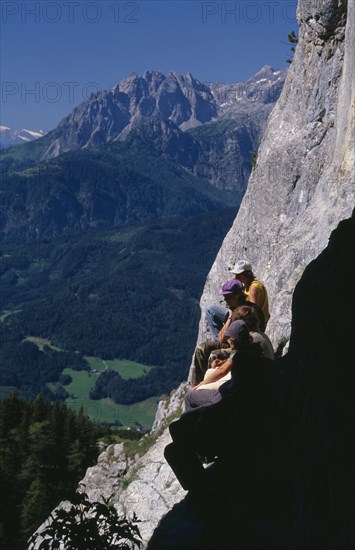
[32,393,48,422]
[0,394,106,548]
[67,439,86,484]
[20,477,51,542]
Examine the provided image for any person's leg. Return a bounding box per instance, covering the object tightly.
[164,441,206,491]
[205,304,228,340]
[184,388,222,412]
[168,408,205,443]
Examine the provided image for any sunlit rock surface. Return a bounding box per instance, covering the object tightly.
[195,0,354,352]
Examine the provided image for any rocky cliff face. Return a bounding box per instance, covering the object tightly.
[197,0,354,350]
[147,209,354,550]
[114,0,353,545]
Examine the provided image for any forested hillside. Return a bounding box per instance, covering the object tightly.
[0,208,236,402]
[0,139,230,244]
[0,394,127,550]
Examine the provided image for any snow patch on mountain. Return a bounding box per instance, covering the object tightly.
[0,126,47,149]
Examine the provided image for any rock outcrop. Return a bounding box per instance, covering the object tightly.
[147,209,354,550]
[117,0,353,544]
[196,0,354,350]
[81,383,189,545]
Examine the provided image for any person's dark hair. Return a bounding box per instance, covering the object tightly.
[231,305,260,331]
[243,270,255,283]
[237,293,247,306]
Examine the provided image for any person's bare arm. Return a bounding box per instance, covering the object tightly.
[248,284,261,306]
[210,358,224,369]
[218,312,232,343]
[193,359,232,390]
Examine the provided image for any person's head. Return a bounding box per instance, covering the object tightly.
[221,279,245,309]
[231,305,260,332]
[230,259,254,285]
[224,319,252,350]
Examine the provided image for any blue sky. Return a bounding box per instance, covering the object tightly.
[1,0,298,131]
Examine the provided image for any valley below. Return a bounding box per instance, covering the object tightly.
[0,209,237,427]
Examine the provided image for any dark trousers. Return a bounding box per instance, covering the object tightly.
[184,388,222,412]
[165,410,216,491]
[164,441,207,491]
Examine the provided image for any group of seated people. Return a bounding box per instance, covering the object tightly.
[164,259,275,492]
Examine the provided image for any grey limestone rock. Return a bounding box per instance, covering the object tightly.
[151,382,188,432]
[113,429,187,546]
[57,383,188,548]
[194,0,354,355]
[149,0,354,543]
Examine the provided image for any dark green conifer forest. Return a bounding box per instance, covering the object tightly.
[0,393,112,549]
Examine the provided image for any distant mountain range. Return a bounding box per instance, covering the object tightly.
[0,66,286,242]
[0,126,47,149]
[1,66,286,170]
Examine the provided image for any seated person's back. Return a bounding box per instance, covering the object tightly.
[199,306,275,391]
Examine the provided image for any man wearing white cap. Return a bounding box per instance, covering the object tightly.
[205,260,270,337]
[230,260,270,331]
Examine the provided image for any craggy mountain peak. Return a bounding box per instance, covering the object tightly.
[41,70,216,159]
[0,68,286,243]
[118,69,216,129]
[39,67,286,159]
[210,65,287,114]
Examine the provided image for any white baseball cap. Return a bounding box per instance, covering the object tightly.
[230,259,253,274]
